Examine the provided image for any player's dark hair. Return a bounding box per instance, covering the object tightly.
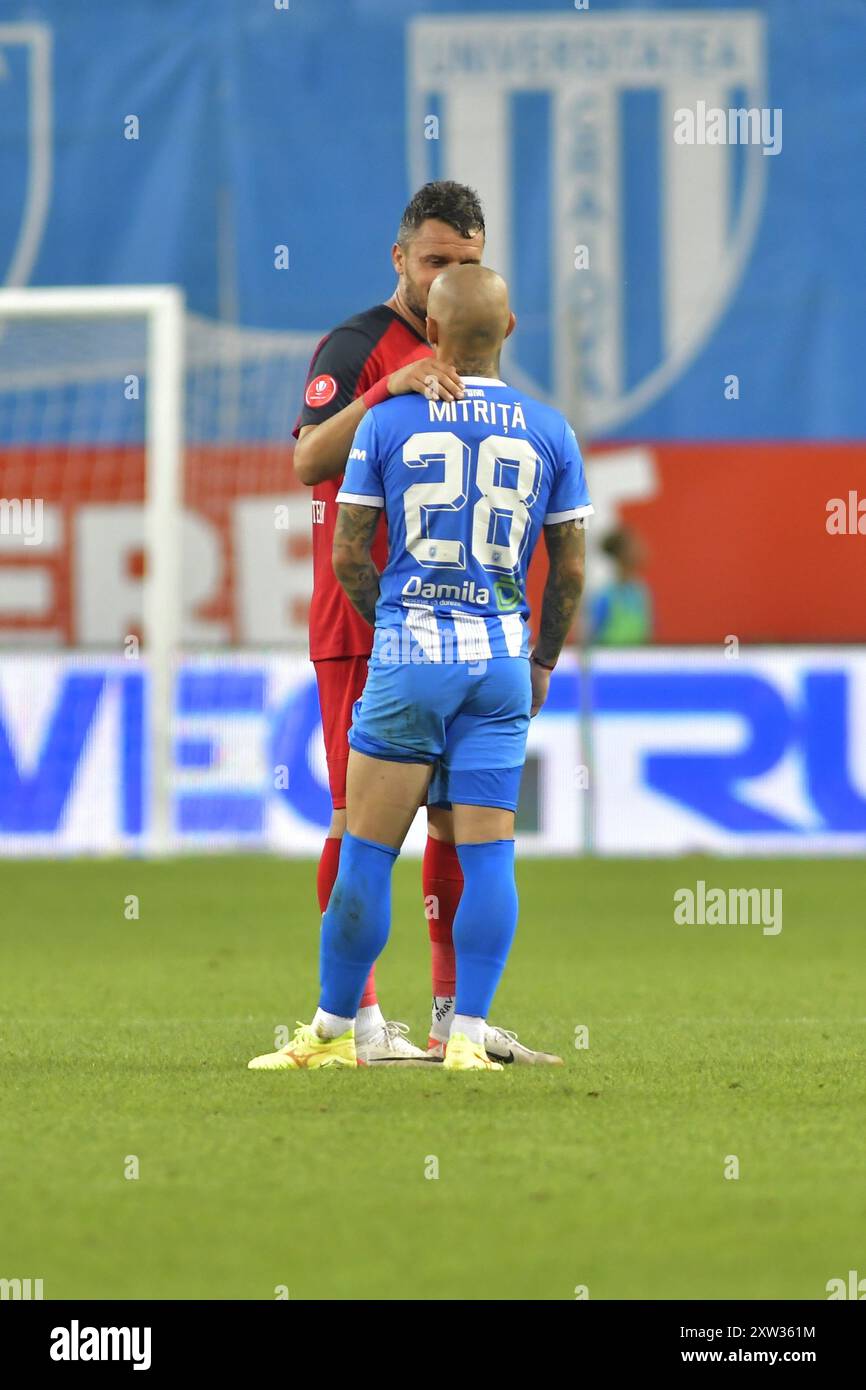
[397,181,485,245]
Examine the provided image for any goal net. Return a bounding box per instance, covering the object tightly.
[0,286,319,852]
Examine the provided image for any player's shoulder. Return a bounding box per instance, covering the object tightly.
[366,388,430,432]
[507,384,560,427]
[508,386,573,441]
[324,303,404,349]
[306,306,408,399]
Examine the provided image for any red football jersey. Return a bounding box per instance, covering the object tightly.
[293,304,430,660]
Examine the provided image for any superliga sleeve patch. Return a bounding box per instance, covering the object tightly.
[305,373,339,408]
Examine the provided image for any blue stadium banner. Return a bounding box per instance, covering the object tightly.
[0,0,862,440]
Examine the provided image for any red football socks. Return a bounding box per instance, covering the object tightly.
[422,835,463,996]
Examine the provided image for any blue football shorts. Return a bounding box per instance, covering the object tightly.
[347,654,531,812]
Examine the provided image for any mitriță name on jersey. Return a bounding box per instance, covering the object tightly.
[428,398,527,430]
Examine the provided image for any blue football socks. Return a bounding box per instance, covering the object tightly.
[452,839,518,1018]
[319,831,398,1018]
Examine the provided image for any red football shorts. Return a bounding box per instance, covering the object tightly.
[313,655,370,810]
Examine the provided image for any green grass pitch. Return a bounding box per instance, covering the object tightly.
[1,855,864,1301]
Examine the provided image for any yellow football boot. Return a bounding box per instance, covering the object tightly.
[442,1031,504,1071]
[248,1022,358,1070]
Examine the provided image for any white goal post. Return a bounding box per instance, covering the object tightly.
[0,284,185,851]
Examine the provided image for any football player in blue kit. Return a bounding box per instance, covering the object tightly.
[248,264,592,1072]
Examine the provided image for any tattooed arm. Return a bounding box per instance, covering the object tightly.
[536,520,586,663]
[530,520,587,715]
[332,502,382,626]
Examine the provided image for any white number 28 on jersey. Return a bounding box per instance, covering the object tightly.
[402,431,541,575]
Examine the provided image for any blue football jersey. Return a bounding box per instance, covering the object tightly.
[337,375,593,663]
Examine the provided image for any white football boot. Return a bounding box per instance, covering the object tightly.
[482,1025,564,1066]
[356,1020,443,1066]
[428,1024,564,1066]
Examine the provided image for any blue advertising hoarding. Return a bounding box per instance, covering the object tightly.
[2,648,865,856]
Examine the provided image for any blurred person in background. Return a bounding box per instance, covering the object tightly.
[588,527,653,646]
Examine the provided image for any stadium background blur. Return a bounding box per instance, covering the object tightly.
[0,0,864,860]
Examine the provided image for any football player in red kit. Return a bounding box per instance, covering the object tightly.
[292,181,562,1065]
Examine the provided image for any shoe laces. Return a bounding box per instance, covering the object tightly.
[383,1020,411,1045]
[486,1025,518,1045]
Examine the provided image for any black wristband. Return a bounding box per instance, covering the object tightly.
[531,653,556,671]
